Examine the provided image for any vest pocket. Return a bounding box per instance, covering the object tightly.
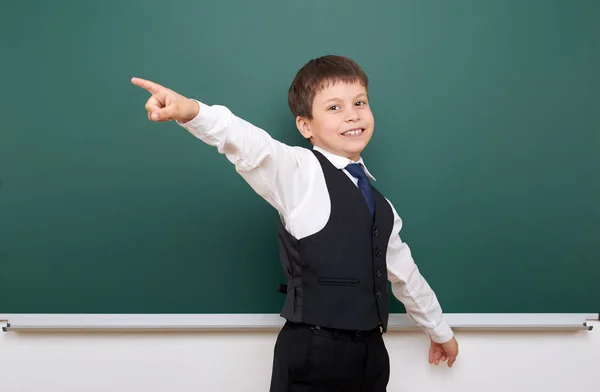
[318,277,360,287]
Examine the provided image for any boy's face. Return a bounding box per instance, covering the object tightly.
[296,80,374,161]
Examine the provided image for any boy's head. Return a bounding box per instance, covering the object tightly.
[288,55,374,161]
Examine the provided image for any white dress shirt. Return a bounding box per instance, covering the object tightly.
[178,100,454,343]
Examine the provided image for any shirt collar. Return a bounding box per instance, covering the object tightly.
[313,145,376,181]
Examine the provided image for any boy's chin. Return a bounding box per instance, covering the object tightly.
[340,145,367,160]
[343,141,368,153]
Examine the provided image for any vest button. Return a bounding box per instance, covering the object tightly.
[374,227,380,237]
[375,248,382,257]
[376,290,382,299]
[376,270,383,278]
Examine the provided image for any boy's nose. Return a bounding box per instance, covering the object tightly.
[345,109,360,122]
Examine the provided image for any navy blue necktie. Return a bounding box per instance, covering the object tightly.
[345,163,375,216]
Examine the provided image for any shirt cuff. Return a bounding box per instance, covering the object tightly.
[426,319,454,343]
[177,100,218,136]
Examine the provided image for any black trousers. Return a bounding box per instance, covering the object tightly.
[269,321,390,392]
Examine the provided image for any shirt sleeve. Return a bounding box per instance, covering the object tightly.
[385,199,454,343]
[177,100,316,223]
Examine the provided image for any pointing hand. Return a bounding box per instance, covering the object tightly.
[131,77,199,123]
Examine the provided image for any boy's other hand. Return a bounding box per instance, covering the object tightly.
[131,77,199,123]
[429,336,459,368]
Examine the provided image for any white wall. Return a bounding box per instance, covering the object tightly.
[0,320,597,391]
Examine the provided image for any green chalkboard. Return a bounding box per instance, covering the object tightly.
[1,0,598,315]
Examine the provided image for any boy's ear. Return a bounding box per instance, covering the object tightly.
[295,116,312,140]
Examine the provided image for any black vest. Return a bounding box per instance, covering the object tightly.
[278,150,395,332]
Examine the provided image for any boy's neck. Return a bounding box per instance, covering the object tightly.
[312,145,376,181]
[313,145,362,163]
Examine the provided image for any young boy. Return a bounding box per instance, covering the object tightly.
[132,55,459,391]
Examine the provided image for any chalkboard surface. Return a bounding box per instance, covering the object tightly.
[1,1,598,314]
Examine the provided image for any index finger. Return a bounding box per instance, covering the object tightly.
[131,77,164,95]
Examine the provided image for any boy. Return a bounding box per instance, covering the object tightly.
[132,55,458,391]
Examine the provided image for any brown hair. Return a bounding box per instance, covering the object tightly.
[288,55,369,120]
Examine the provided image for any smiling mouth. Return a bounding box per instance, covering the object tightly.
[341,128,365,137]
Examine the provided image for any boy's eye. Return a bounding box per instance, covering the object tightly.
[328,105,340,111]
[355,101,366,106]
